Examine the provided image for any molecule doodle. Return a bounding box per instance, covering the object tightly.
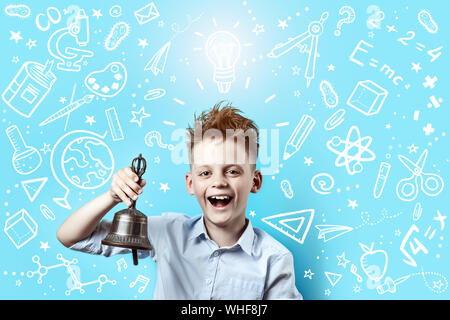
[27,254,116,295]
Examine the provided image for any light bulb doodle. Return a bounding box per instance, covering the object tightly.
[205,31,241,94]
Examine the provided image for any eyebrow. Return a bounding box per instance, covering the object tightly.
[194,164,244,171]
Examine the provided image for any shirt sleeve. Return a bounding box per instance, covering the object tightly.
[69,215,169,261]
[263,253,303,300]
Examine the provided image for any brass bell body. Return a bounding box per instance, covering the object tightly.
[102,153,150,265]
[101,207,151,251]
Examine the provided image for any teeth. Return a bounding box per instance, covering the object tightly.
[211,195,230,200]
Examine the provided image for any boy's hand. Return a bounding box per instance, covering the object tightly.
[109,167,146,207]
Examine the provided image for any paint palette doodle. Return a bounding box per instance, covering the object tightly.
[84,62,127,98]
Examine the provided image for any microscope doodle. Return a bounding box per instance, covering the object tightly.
[47,9,93,72]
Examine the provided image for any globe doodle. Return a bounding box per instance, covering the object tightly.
[326,126,376,175]
[62,136,114,189]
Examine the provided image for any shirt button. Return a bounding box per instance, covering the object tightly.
[205,279,212,285]
[213,251,219,257]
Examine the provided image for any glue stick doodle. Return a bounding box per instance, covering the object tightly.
[145,130,174,150]
[373,162,391,199]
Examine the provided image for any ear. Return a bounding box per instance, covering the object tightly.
[250,170,263,194]
[185,172,195,195]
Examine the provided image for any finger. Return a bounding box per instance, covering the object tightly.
[123,166,139,182]
[113,186,132,207]
[139,179,146,188]
[119,181,139,201]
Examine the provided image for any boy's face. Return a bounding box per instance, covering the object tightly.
[185,136,262,228]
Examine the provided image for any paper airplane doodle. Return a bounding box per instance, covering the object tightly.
[324,272,343,287]
[315,224,353,242]
[262,209,314,244]
[144,41,171,76]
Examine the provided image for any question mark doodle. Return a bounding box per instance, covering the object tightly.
[366,5,385,30]
[144,130,174,150]
[335,6,356,36]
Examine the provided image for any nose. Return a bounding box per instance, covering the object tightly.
[212,173,228,188]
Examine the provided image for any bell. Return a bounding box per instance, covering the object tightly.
[102,154,151,265]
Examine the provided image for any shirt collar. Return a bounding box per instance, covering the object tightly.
[188,215,255,256]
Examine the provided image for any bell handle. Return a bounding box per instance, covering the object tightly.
[132,249,138,265]
[130,154,147,209]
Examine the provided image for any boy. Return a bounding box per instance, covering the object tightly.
[57,101,302,300]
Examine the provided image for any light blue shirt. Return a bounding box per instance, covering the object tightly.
[70,212,302,300]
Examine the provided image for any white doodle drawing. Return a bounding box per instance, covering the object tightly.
[280,179,294,199]
[324,272,342,287]
[6,125,42,175]
[130,275,150,293]
[262,209,315,245]
[360,242,388,282]
[39,93,94,127]
[21,177,48,202]
[310,173,334,195]
[326,126,376,175]
[376,275,410,294]
[283,114,315,161]
[130,107,151,127]
[116,257,128,272]
[134,2,160,25]
[27,254,116,295]
[104,22,130,51]
[334,6,356,36]
[205,31,241,93]
[418,10,438,34]
[347,80,388,116]
[350,264,363,283]
[39,204,56,221]
[47,14,93,72]
[145,130,174,150]
[2,60,56,118]
[315,224,353,242]
[373,162,391,199]
[324,109,345,131]
[5,4,31,18]
[366,5,384,30]
[35,7,62,31]
[267,12,328,87]
[109,5,122,18]
[320,80,338,108]
[396,149,444,202]
[4,208,38,249]
[144,41,171,76]
[144,88,166,101]
[85,62,127,98]
[105,107,124,141]
[51,130,114,209]
[412,202,423,222]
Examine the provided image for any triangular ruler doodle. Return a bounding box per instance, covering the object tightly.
[21,177,48,202]
[144,41,171,76]
[262,209,315,244]
[315,224,353,242]
[324,272,342,287]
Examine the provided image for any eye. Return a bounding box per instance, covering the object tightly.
[199,171,210,177]
[227,169,240,175]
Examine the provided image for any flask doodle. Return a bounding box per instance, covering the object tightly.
[335,6,356,36]
[144,131,174,150]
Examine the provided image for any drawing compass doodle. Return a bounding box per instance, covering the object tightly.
[267,11,328,87]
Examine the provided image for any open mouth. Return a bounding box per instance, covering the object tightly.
[207,195,233,209]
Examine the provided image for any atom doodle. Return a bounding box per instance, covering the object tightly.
[326,126,376,175]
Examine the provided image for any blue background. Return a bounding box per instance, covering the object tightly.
[1,0,449,299]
